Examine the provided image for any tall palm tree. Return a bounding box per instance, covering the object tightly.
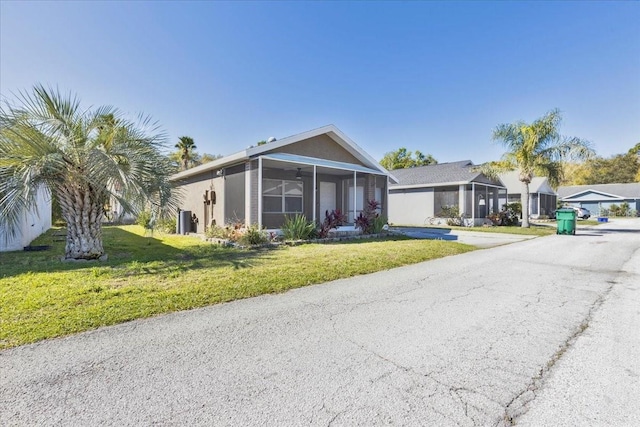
[175,136,196,170]
[0,85,180,260]
[480,109,593,227]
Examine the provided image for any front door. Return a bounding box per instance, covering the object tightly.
[319,182,336,221]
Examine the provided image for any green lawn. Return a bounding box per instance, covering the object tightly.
[0,225,475,349]
[409,224,556,236]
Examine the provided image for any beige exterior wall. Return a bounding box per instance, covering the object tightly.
[263,134,364,166]
[388,188,434,226]
[175,171,225,233]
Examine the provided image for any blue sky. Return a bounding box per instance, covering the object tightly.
[1,1,638,164]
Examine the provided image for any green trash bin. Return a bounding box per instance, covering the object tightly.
[556,208,577,235]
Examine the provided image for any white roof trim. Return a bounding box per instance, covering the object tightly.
[261,153,386,175]
[170,124,396,182]
[562,189,626,200]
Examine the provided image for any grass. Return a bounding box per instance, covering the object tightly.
[0,225,475,349]
[401,224,556,236]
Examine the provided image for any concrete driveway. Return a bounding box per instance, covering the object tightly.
[2,219,639,426]
[390,226,539,248]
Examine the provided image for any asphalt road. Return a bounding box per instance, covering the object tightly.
[2,219,639,426]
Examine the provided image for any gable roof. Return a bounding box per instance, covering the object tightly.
[171,124,394,181]
[557,183,640,200]
[389,160,504,189]
[499,171,557,195]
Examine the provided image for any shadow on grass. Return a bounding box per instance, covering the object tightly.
[0,226,277,279]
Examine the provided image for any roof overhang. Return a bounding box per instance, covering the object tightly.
[562,189,626,201]
[170,124,396,182]
[261,153,388,176]
[170,152,247,181]
[391,181,506,190]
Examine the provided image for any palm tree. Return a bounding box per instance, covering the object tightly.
[0,85,180,260]
[481,109,593,227]
[175,136,196,170]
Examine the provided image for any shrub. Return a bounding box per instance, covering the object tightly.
[609,202,631,216]
[439,205,459,220]
[238,224,268,246]
[319,209,348,238]
[504,202,522,217]
[205,225,228,239]
[136,210,153,229]
[281,214,317,240]
[488,203,520,226]
[371,215,388,234]
[355,200,383,234]
[155,217,176,234]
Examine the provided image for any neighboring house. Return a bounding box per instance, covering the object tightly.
[557,183,640,216]
[105,183,136,224]
[0,185,52,252]
[170,125,394,232]
[388,160,507,226]
[499,171,558,219]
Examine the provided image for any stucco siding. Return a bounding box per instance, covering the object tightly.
[175,171,224,233]
[388,188,433,226]
[0,185,52,252]
[263,134,363,166]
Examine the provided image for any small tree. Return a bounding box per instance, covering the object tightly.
[0,85,180,260]
[175,136,197,170]
[380,148,437,170]
[479,109,593,227]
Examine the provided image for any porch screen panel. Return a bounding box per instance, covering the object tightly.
[434,187,459,217]
[284,181,303,212]
[263,179,303,213]
[531,193,539,215]
[488,188,497,214]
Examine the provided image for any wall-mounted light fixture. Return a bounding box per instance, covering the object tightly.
[295,168,302,180]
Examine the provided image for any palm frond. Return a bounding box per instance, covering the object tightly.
[1,85,179,245]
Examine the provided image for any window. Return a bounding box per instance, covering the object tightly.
[263,179,303,213]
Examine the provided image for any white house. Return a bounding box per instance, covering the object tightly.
[0,186,52,252]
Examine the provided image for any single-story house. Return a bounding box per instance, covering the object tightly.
[170,125,395,232]
[0,185,52,252]
[557,183,640,216]
[388,160,507,226]
[499,171,558,219]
